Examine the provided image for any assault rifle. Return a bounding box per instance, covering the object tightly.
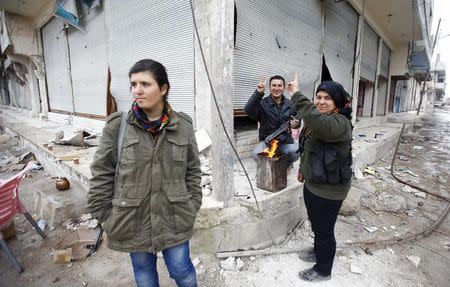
[264,114,301,146]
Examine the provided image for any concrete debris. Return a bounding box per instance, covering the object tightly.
[398,155,409,161]
[350,264,363,274]
[201,176,212,187]
[340,186,362,216]
[412,146,423,150]
[192,257,201,268]
[220,257,236,270]
[195,128,212,153]
[390,225,396,230]
[364,226,378,233]
[64,214,98,230]
[414,192,427,198]
[375,193,406,212]
[443,242,450,250]
[249,256,256,261]
[406,256,421,268]
[54,227,102,261]
[402,186,413,193]
[363,166,376,175]
[354,167,364,179]
[401,169,419,177]
[202,188,212,197]
[53,130,97,147]
[236,258,245,270]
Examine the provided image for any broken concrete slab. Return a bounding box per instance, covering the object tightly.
[340,186,362,216]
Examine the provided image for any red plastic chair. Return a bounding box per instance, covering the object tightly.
[0,162,46,273]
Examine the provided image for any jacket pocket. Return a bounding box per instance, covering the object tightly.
[163,182,196,234]
[120,138,140,165]
[167,136,188,162]
[102,198,142,240]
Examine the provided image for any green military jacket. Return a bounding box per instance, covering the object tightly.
[87,110,202,253]
[291,91,353,201]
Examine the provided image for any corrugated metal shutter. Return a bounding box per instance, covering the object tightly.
[42,17,73,112]
[234,0,322,109]
[105,0,194,118]
[360,22,378,82]
[380,42,390,78]
[323,0,358,92]
[67,6,108,117]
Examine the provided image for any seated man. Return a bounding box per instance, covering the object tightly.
[244,75,300,166]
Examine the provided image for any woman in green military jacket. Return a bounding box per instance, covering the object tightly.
[88,59,202,287]
[288,75,353,282]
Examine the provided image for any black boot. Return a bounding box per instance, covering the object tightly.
[297,249,316,263]
[298,267,331,282]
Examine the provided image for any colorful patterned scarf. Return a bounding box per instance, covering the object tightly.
[132,101,172,135]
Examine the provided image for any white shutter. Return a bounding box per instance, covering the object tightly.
[234,0,322,109]
[67,6,108,117]
[380,42,390,78]
[42,17,73,112]
[360,22,378,82]
[323,0,358,92]
[105,0,194,118]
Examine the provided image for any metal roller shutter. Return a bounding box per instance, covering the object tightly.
[360,22,378,82]
[380,42,391,78]
[42,17,73,113]
[323,0,358,92]
[234,0,322,109]
[67,6,108,117]
[105,0,194,118]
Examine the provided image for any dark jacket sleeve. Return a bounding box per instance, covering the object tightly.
[244,89,264,120]
[87,114,120,222]
[291,91,348,142]
[185,123,202,212]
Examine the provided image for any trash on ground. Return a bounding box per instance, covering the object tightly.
[53,227,102,262]
[364,226,378,233]
[350,263,363,274]
[406,255,420,267]
[401,170,419,177]
[363,166,376,175]
[220,257,236,270]
[412,146,423,150]
[414,191,426,198]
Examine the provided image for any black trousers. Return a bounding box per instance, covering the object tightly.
[303,186,343,276]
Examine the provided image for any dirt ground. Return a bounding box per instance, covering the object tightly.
[0,108,449,287]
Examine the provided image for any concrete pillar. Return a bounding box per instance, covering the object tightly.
[35,70,49,119]
[351,13,364,125]
[194,0,235,206]
[372,38,383,117]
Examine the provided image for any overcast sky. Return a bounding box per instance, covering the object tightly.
[432,0,449,96]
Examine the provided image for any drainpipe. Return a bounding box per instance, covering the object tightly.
[64,25,76,124]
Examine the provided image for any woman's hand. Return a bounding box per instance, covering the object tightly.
[297,170,305,183]
[256,77,267,94]
[287,73,299,96]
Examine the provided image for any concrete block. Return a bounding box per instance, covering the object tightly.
[340,186,362,216]
[34,181,87,228]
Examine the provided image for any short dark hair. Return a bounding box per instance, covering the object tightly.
[129,59,170,96]
[269,75,285,86]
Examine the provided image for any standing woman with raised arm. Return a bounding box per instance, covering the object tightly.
[88,59,202,287]
[287,75,353,282]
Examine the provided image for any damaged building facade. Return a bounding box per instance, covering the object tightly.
[0,0,435,209]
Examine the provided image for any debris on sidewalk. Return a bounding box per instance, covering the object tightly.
[406,256,421,268]
[414,191,427,198]
[364,166,376,175]
[220,257,236,270]
[412,146,423,150]
[53,227,103,262]
[364,226,378,233]
[400,169,419,177]
[63,214,99,230]
[53,130,98,147]
[350,263,363,274]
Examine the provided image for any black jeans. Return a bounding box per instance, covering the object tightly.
[303,186,343,276]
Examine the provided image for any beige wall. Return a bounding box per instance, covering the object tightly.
[390,44,409,76]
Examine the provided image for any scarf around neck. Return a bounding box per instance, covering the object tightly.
[132,101,172,135]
